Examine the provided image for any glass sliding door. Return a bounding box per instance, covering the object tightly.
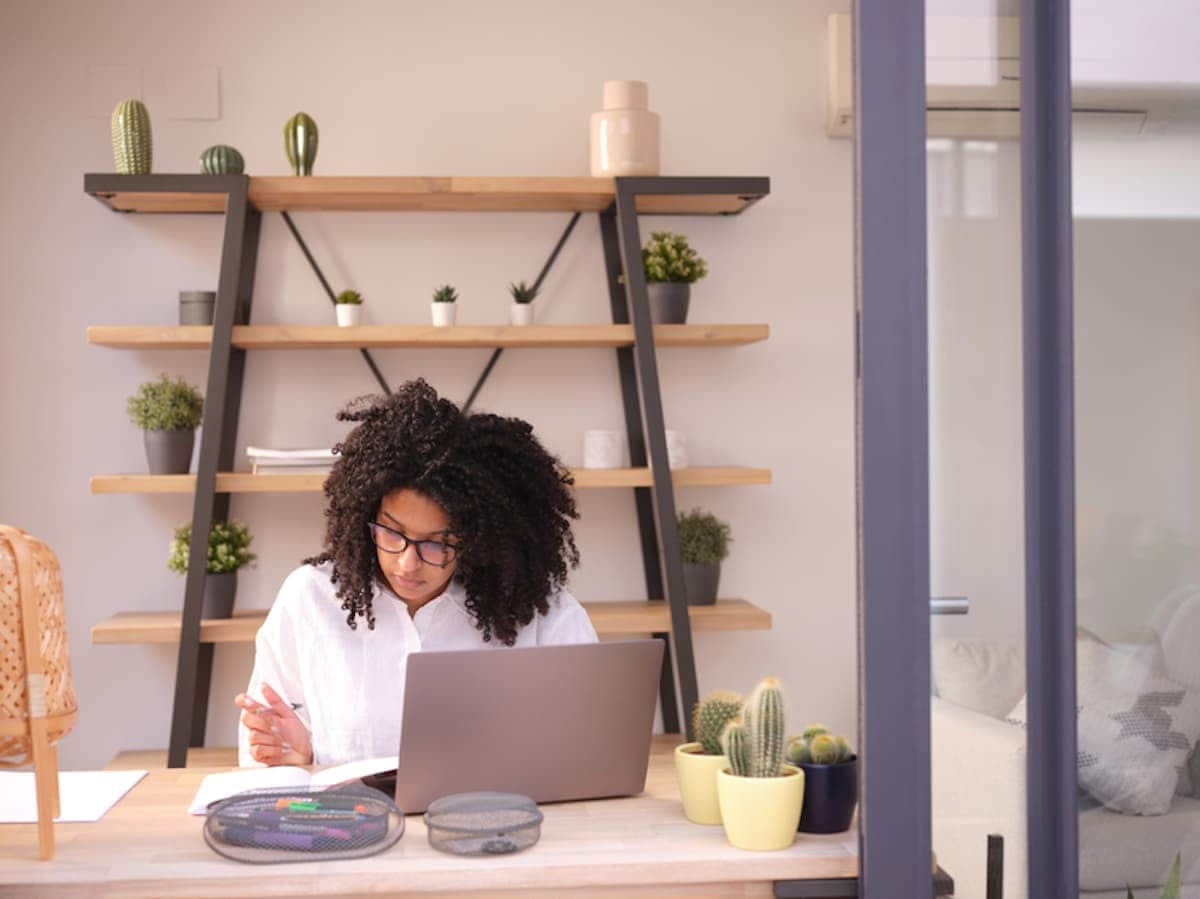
[1071,4,1200,896]
[924,6,1030,898]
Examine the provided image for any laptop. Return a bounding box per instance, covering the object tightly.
[383,639,664,814]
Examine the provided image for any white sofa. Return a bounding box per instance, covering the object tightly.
[932,630,1200,899]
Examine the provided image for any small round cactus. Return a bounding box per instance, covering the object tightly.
[693,690,743,756]
[788,724,854,766]
[200,144,245,175]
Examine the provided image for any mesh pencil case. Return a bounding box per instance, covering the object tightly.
[204,784,405,864]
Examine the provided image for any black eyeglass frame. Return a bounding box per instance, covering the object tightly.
[367,521,461,568]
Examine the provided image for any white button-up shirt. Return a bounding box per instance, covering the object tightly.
[237,562,598,766]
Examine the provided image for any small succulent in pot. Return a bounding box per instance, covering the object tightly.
[167,520,256,576]
[432,284,458,326]
[641,230,707,324]
[126,375,204,475]
[509,280,539,325]
[677,508,731,606]
[642,231,708,284]
[168,520,256,619]
[335,289,363,326]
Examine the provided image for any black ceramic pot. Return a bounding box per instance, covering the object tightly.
[202,572,237,619]
[798,756,859,833]
[144,429,195,474]
[646,282,690,324]
[682,562,719,606]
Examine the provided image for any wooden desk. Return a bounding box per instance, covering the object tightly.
[0,736,860,898]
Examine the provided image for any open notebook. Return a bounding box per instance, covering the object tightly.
[188,757,396,815]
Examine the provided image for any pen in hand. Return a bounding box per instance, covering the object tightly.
[236,683,313,765]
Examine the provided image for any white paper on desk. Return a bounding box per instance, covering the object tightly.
[188,756,397,815]
[0,769,146,823]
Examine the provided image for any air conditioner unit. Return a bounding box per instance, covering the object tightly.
[825,13,1151,139]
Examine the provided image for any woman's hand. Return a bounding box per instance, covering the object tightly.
[236,682,313,766]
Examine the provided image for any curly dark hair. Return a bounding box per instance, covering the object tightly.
[304,379,580,645]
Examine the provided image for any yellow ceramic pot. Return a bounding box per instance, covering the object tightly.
[674,742,727,825]
[716,765,805,851]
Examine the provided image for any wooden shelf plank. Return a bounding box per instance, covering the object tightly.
[90,467,771,495]
[85,175,768,215]
[87,323,769,350]
[91,599,771,646]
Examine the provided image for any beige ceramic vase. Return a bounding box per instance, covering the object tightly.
[590,80,660,177]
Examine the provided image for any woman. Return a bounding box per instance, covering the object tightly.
[236,379,596,766]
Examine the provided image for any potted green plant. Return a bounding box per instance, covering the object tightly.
[716,677,804,851]
[126,375,204,475]
[432,284,457,327]
[642,230,708,324]
[335,289,363,327]
[508,280,539,325]
[674,691,743,825]
[677,508,731,606]
[787,724,858,834]
[167,520,256,618]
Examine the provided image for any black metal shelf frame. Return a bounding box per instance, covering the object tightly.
[84,173,770,767]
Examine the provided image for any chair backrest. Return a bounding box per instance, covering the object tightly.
[0,526,78,766]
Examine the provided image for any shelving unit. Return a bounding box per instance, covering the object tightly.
[86,323,769,350]
[91,600,773,645]
[85,172,771,767]
[89,468,772,494]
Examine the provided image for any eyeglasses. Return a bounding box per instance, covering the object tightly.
[367,522,460,568]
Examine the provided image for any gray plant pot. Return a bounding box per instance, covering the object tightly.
[646,282,691,324]
[144,429,194,474]
[179,290,216,325]
[682,562,720,606]
[202,572,237,619]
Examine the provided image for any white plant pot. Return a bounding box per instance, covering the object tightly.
[510,303,534,326]
[432,303,457,327]
[335,304,362,327]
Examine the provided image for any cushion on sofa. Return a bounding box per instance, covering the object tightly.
[1007,633,1200,815]
[932,637,1025,718]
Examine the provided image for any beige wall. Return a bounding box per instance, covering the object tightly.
[0,0,857,769]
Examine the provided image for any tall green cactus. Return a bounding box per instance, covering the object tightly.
[284,112,319,175]
[721,718,749,777]
[745,677,785,777]
[112,99,152,174]
[692,690,743,756]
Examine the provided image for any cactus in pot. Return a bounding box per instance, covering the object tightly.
[788,723,859,835]
[693,690,743,756]
[675,689,743,825]
[714,677,803,850]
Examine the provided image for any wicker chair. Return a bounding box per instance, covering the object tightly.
[0,526,78,860]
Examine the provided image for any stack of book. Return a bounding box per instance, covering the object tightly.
[246,447,336,476]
